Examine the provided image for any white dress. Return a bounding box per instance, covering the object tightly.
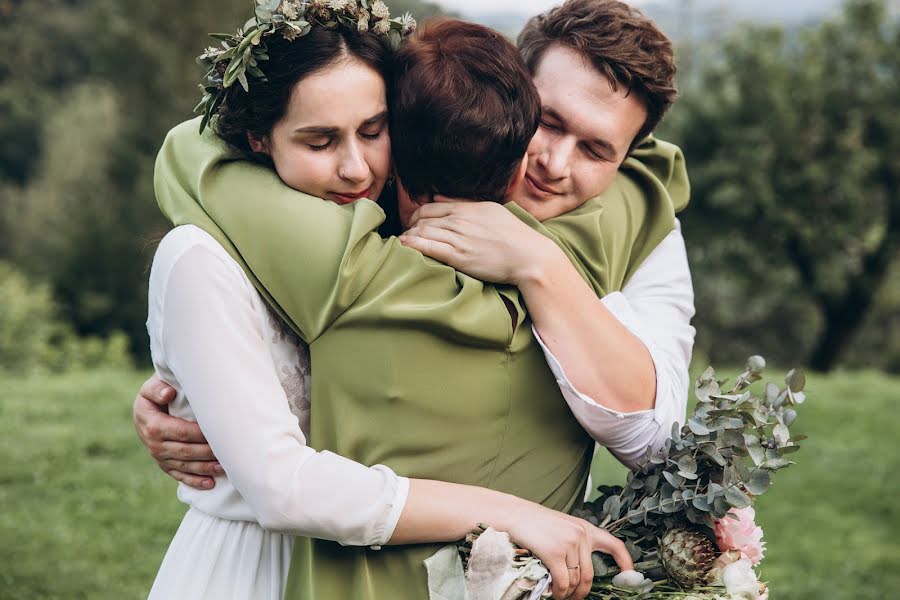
[144,222,695,599]
[146,226,408,600]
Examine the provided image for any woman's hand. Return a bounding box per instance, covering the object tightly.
[505,502,633,600]
[133,374,222,488]
[399,200,564,286]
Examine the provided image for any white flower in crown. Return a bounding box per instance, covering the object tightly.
[329,0,348,11]
[282,25,302,41]
[357,14,369,31]
[201,46,221,58]
[398,12,417,35]
[371,0,390,19]
[373,18,391,34]
[280,1,300,20]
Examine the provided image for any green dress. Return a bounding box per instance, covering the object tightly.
[154,118,689,599]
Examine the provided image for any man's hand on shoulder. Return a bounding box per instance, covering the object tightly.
[133,374,222,489]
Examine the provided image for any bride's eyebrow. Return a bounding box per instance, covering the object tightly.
[293,125,338,135]
[360,111,389,126]
[292,111,388,135]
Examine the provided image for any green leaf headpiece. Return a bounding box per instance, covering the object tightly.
[194,0,417,133]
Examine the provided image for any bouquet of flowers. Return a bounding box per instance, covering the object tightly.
[452,356,806,599]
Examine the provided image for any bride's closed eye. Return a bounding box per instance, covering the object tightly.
[306,138,334,151]
[359,126,385,140]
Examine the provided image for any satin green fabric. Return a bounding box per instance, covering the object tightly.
[154,117,688,600]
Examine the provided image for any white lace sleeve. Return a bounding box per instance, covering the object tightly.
[155,234,408,546]
[535,221,695,468]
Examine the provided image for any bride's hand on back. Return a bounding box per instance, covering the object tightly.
[399,201,565,286]
[133,374,222,488]
[505,501,633,600]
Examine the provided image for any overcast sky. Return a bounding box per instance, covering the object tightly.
[437,0,648,17]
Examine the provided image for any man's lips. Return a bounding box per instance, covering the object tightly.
[331,187,372,204]
[524,173,561,198]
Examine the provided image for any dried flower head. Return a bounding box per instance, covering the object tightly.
[398,12,416,35]
[371,0,390,19]
[279,1,297,20]
[282,25,302,41]
[373,18,391,34]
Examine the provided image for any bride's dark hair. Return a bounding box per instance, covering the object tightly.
[214,27,393,164]
[213,26,400,232]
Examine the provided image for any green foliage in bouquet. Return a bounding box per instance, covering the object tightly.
[458,357,806,599]
[574,356,806,595]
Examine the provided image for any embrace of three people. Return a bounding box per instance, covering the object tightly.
[133,1,696,599]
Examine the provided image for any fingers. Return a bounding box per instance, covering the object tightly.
[164,467,216,490]
[158,457,222,477]
[139,374,177,406]
[145,411,208,445]
[406,216,468,235]
[572,527,595,600]
[546,556,570,600]
[398,235,457,264]
[592,528,634,572]
[154,440,218,462]
[408,202,459,226]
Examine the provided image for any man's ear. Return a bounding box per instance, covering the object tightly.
[507,154,528,193]
[247,131,269,154]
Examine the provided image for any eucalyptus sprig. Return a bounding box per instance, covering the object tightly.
[194,0,417,133]
[457,358,803,598]
[575,356,806,577]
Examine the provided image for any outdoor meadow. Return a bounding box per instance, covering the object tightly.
[1,0,899,598]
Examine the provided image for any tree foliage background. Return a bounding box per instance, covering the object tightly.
[660,0,900,372]
[0,0,897,373]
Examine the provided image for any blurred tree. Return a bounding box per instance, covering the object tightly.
[665,0,900,371]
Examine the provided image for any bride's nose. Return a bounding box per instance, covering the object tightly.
[338,141,370,183]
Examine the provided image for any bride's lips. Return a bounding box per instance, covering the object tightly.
[330,187,372,204]
[524,173,561,198]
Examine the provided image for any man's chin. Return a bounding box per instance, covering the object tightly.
[510,194,580,222]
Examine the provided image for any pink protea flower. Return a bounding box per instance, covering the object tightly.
[714,507,765,564]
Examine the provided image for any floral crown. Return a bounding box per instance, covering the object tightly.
[195,0,417,133]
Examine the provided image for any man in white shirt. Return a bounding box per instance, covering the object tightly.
[133,0,694,486]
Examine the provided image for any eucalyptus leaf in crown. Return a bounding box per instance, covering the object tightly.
[451,357,806,599]
[194,0,417,133]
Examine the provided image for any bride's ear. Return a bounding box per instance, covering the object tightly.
[247,131,269,154]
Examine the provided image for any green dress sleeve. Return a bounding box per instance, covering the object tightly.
[155,118,396,342]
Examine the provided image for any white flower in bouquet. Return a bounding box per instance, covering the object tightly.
[611,570,653,593]
[720,557,762,599]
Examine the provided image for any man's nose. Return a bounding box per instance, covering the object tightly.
[536,137,574,180]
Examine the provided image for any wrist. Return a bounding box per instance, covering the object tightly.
[488,492,534,534]
[514,238,566,290]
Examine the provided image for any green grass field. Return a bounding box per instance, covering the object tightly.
[2,367,898,599]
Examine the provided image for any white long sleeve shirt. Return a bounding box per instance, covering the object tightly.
[536,220,695,468]
[147,221,694,546]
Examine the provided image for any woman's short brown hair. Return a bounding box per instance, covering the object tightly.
[390,19,540,202]
[518,0,677,148]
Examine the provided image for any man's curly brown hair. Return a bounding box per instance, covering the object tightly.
[518,0,677,150]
